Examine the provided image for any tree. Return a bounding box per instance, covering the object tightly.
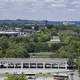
[0,36,9,57]
[6,42,30,58]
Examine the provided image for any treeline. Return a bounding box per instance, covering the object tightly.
[51,33,80,58]
[0,27,62,58]
[0,24,80,75]
[0,24,80,58]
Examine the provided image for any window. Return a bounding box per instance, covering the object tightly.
[23,63,29,68]
[0,64,7,68]
[0,62,7,68]
[59,63,65,69]
[15,63,21,68]
[30,63,36,68]
[45,63,51,68]
[52,63,58,68]
[37,63,43,68]
[8,63,14,68]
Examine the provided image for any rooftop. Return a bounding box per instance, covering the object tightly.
[0,58,68,63]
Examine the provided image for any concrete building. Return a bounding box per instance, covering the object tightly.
[0,58,75,80]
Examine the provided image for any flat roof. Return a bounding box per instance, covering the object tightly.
[0,31,19,34]
[0,58,68,63]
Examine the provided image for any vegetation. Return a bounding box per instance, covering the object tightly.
[0,24,80,73]
[5,73,27,80]
[0,24,80,58]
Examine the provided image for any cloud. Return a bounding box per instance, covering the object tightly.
[67,8,75,11]
[45,0,68,4]
[0,0,80,20]
[51,3,66,7]
[68,0,80,8]
[44,0,68,8]
[0,0,37,2]
[70,0,80,5]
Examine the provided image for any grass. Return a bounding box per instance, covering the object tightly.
[29,52,55,58]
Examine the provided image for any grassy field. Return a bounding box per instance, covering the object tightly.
[29,52,55,58]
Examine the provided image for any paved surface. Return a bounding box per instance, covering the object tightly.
[0,70,79,80]
[73,70,80,80]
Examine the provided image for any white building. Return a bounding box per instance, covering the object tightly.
[50,36,60,43]
[0,58,74,80]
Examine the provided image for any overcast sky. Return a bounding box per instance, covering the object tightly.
[0,0,80,21]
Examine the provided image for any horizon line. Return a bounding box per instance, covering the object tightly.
[0,19,80,22]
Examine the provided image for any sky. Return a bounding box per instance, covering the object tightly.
[0,0,80,21]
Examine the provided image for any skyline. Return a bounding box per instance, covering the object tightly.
[0,0,80,21]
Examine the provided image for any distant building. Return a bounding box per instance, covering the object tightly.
[63,21,76,25]
[0,31,19,36]
[0,28,35,36]
[50,36,60,43]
